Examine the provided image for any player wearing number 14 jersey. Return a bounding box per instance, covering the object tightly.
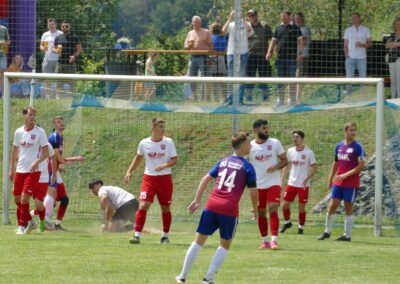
[125,118,178,244]
[176,132,258,284]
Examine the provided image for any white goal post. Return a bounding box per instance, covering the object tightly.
[2,72,384,236]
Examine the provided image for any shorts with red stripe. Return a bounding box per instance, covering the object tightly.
[13,172,41,197]
[258,185,281,209]
[56,183,68,200]
[34,183,48,201]
[283,185,309,204]
[140,174,173,206]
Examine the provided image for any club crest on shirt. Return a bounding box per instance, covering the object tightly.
[31,134,36,140]
[160,144,166,150]
[301,154,306,160]
[267,145,272,151]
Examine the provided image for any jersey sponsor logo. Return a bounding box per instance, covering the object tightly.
[219,160,243,170]
[148,152,165,159]
[255,154,273,162]
[160,144,166,150]
[20,141,34,148]
[267,145,272,151]
[346,148,354,153]
[337,153,350,161]
[292,160,306,166]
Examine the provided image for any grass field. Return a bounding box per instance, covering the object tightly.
[0,218,399,284]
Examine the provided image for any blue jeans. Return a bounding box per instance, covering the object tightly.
[188,55,206,77]
[226,53,248,104]
[345,58,367,93]
[276,59,297,103]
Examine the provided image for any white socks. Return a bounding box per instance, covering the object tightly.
[178,241,202,279]
[44,195,55,220]
[271,235,278,242]
[325,213,336,234]
[345,215,354,238]
[262,236,269,243]
[204,246,229,281]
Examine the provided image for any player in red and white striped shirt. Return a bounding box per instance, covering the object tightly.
[9,106,49,234]
[125,118,178,244]
[280,130,317,234]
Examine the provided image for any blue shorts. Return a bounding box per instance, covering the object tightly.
[331,185,357,203]
[197,209,238,240]
[48,173,58,188]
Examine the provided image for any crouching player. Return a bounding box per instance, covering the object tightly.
[280,130,317,234]
[89,179,139,232]
[176,132,258,284]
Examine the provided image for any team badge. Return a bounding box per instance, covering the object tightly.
[161,144,166,150]
[267,145,272,151]
[302,154,306,160]
[31,134,36,140]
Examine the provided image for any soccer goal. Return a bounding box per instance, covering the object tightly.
[2,72,396,237]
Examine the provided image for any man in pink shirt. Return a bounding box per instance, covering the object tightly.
[184,16,212,100]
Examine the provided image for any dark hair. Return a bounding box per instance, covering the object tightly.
[295,12,304,21]
[344,122,357,131]
[282,10,291,16]
[47,18,56,23]
[231,132,249,150]
[253,119,268,129]
[88,179,103,189]
[152,117,165,126]
[61,20,71,25]
[352,12,361,17]
[22,106,36,115]
[210,22,221,35]
[292,129,305,139]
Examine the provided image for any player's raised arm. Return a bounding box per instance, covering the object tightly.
[188,174,213,214]
[124,154,144,183]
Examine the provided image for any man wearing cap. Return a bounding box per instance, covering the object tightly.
[246,9,273,103]
[89,179,139,232]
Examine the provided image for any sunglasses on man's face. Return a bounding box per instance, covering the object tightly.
[62,25,70,28]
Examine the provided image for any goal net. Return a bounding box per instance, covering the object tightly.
[2,73,398,236]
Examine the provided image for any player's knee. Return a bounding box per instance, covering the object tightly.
[161,205,170,213]
[59,196,69,207]
[258,208,267,216]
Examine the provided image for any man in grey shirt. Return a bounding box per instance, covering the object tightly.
[89,179,139,232]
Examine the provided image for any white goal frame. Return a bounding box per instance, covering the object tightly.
[2,72,384,236]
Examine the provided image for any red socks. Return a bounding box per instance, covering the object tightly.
[299,212,306,226]
[135,209,147,233]
[258,216,268,237]
[34,208,46,221]
[16,202,22,226]
[57,205,67,221]
[20,202,31,227]
[269,212,279,236]
[162,211,172,233]
[283,208,291,221]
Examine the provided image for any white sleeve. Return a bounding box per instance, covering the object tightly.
[13,129,20,147]
[97,187,107,198]
[39,128,48,147]
[137,140,144,156]
[169,139,177,158]
[276,140,285,156]
[366,27,371,39]
[40,33,46,42]
[287,150,292,162]
[309,150,317,165]
[343,29,349,40]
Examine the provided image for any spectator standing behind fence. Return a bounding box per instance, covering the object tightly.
[294,12,311,103]
[40,18,63,99]
[222,10,252,105]
[184,16,212,101]
[207,22,227,101]
[246,9,273,103]
[7,55,30,97]
[0,23,10,74]
[53,20,82,96]
[144,52,158,100]
[343,12,372,94]
[385,18,400,99]
[266,10,304,106]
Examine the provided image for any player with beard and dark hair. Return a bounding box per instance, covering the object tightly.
[249,119,288,249]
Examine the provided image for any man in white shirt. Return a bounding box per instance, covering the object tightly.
[89,179,139,232]
[343,12,372,93]
[40,18,63,98]
[125,118,178,244]
[249,119,288,250]
[9,106,49,234]
[280,130,317,235]
[222,10,252,105]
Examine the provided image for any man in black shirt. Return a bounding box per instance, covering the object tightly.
[246,9,273,103]
[266,10,303,106]
[53,20,82,95]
